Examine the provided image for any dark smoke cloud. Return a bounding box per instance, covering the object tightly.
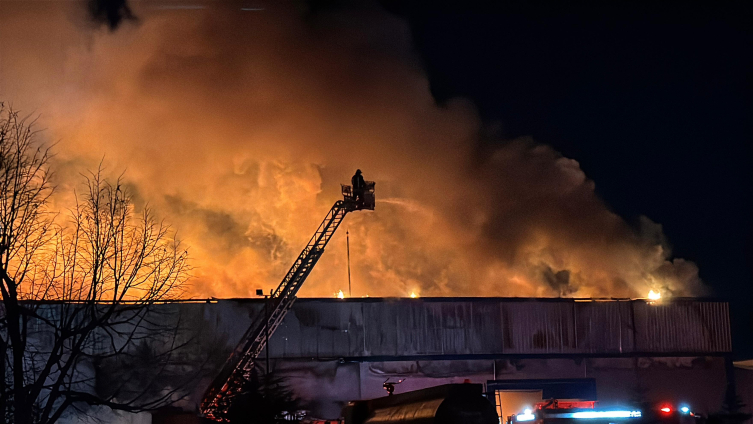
[0,1,705,299]
[87,0,136,30]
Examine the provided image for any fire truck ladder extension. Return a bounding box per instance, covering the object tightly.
[201,199,355,421]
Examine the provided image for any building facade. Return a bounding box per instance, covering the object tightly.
[48,297,734,423]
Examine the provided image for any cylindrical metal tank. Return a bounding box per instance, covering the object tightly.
[342,383,499,424]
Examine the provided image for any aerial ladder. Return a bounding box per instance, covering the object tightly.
[200,180,376,421]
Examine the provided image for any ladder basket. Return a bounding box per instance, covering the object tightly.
[341,181,375,210]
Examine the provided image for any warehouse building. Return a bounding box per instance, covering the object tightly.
[156,297,734,422]
[37,297,735,423]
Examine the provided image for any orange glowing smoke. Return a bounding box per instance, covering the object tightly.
[0,2,705,299]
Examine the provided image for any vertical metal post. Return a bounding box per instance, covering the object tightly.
[724,355,738,411]
[347,229,352,297]
[265,290,270,396]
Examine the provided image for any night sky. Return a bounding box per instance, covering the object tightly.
[383,1,753,358]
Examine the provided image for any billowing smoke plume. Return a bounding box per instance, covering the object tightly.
[0,1,704,298]
[87,0,136,30]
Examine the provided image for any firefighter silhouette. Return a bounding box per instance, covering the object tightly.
[351,169,366,205]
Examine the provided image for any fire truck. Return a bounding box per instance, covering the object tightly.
[508,399,700,424]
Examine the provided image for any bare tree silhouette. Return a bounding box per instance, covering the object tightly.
[0,104,192,424]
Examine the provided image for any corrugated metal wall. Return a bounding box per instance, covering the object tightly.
[260,298,731,359]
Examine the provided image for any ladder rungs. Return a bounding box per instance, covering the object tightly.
[202,201,352,419]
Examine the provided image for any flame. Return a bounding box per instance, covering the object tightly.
[648,290,661,301]
[336,290,345,299]
[409,292,418,298]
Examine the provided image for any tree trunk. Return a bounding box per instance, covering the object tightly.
[0,337,6,421]
[5,298,29,424]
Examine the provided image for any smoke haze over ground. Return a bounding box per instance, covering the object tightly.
[0,1,704,299]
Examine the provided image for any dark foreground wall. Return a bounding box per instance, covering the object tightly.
[736,366,753,418]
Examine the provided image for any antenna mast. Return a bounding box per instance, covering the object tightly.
[347,229,352,297]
